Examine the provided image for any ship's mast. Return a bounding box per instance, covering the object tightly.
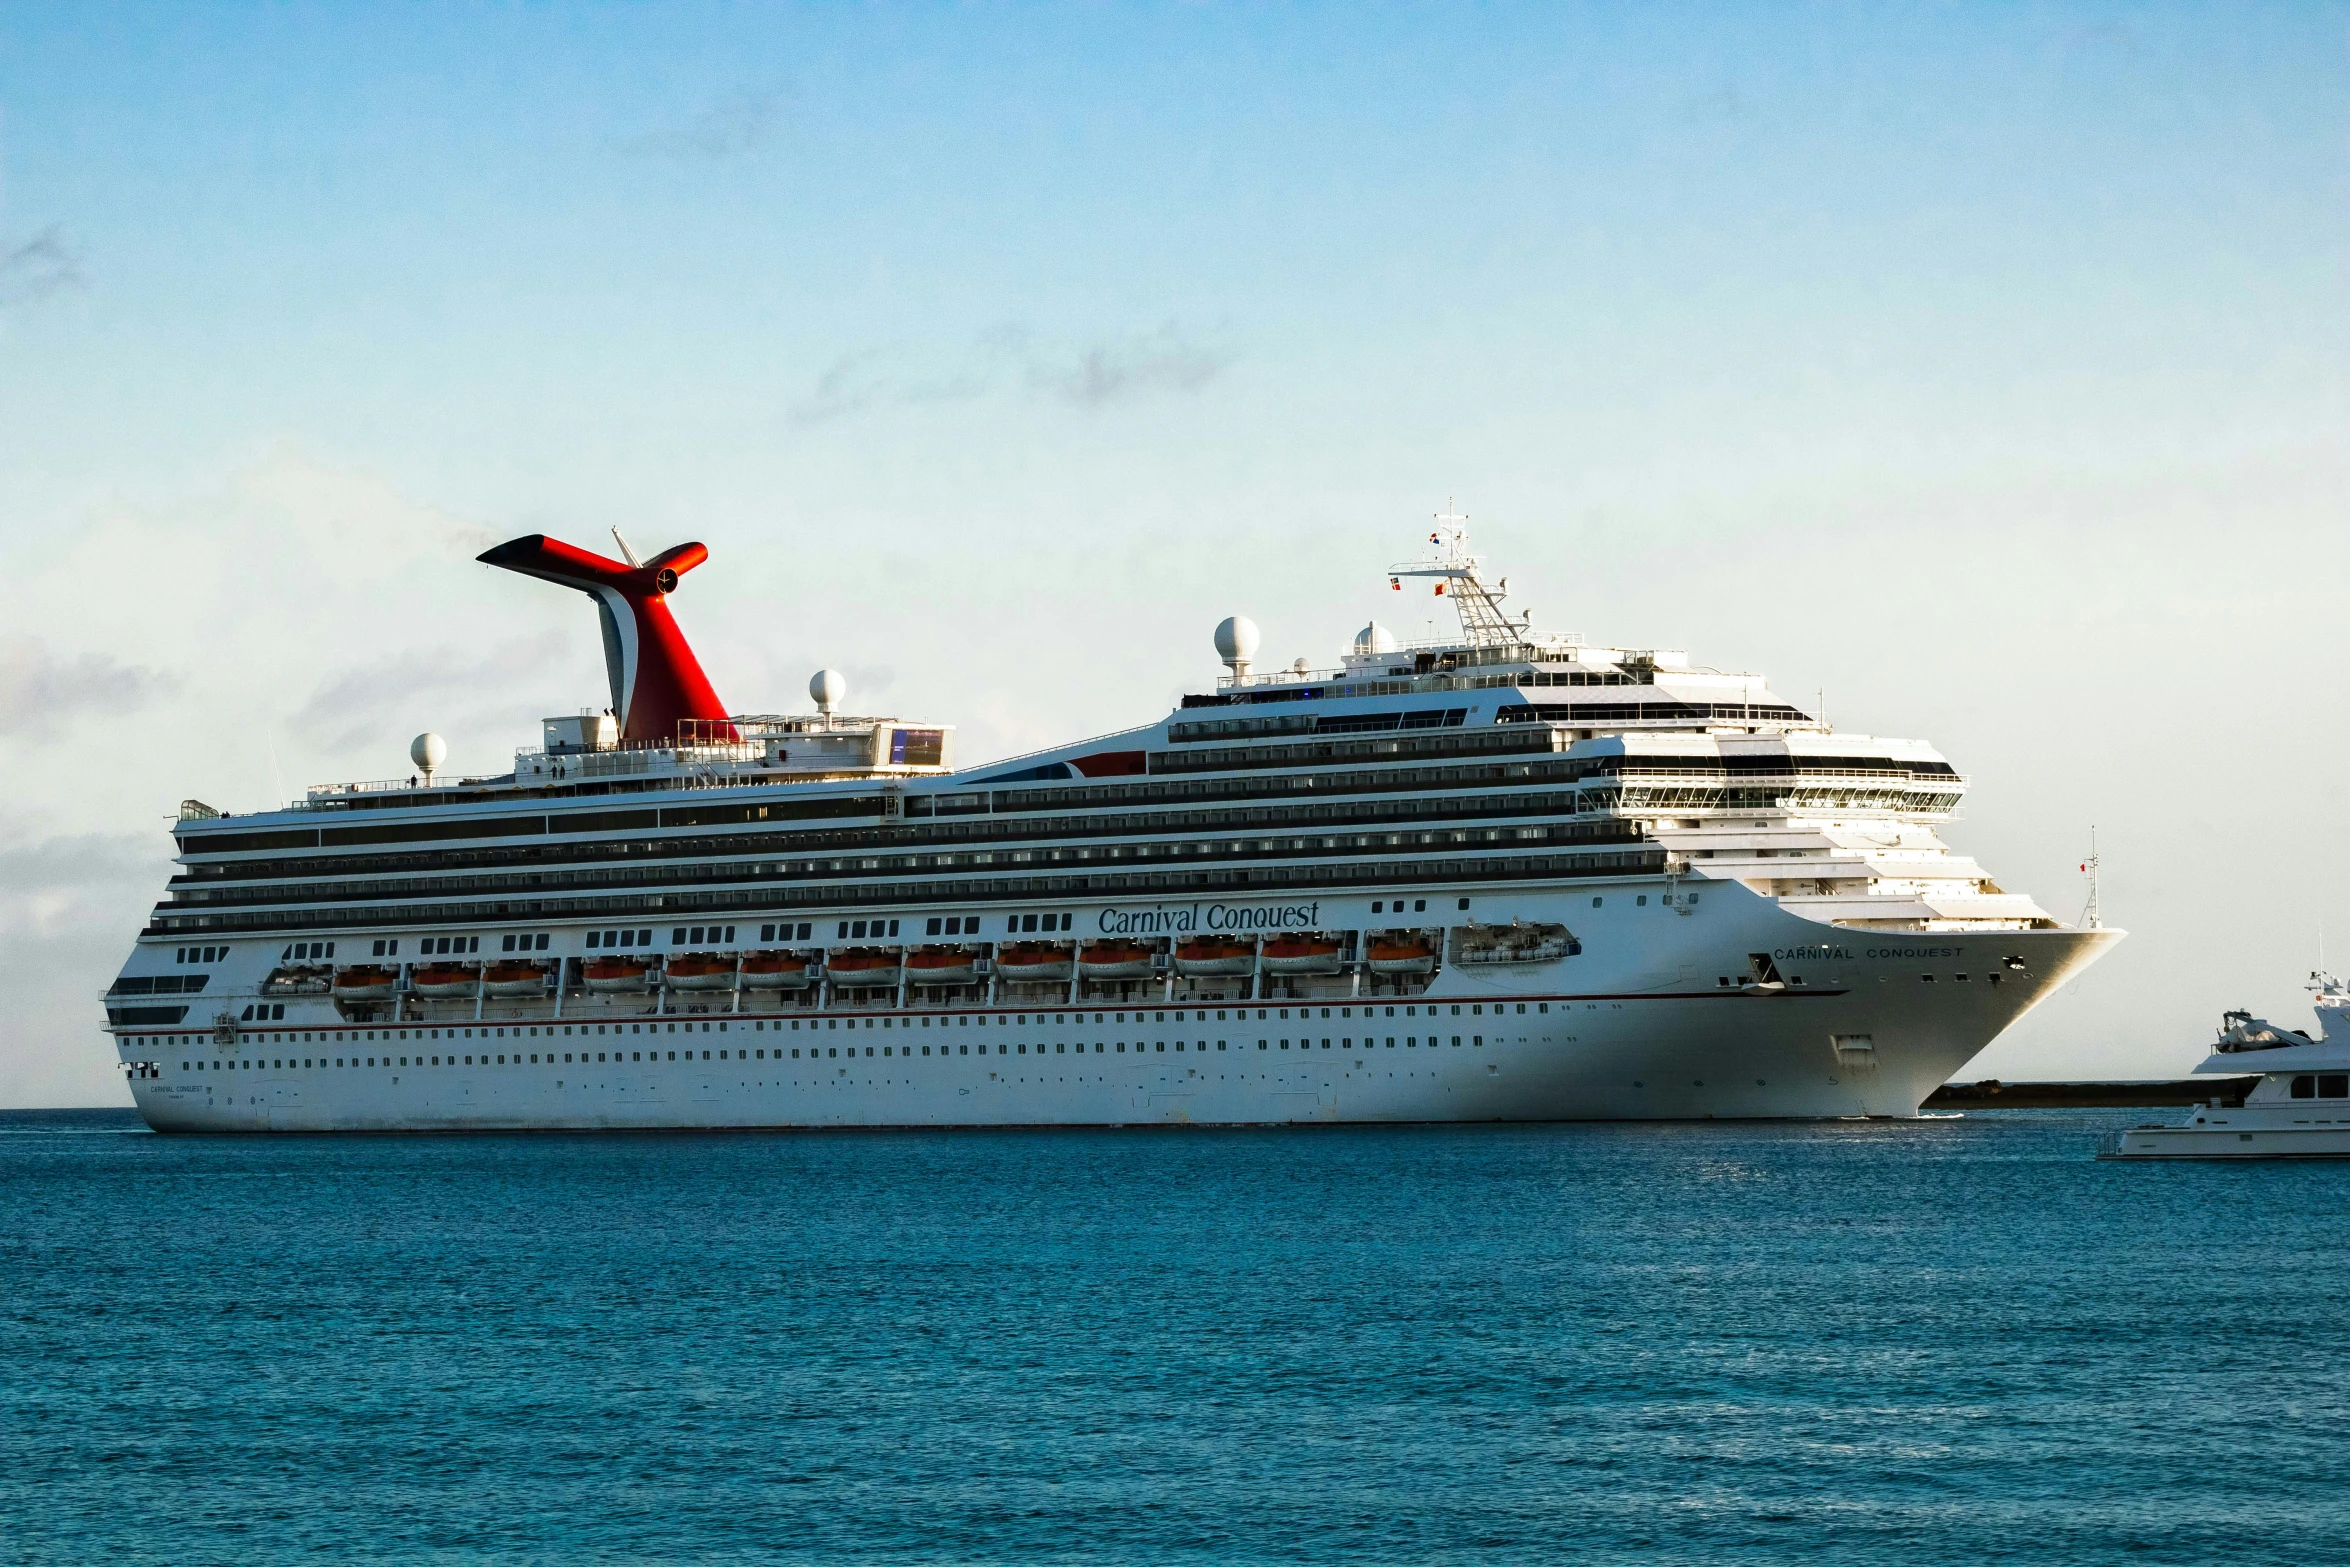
[1387,503,1530,648]
[2079,827,2102,930]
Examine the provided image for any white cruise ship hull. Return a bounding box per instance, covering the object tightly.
[116,890,2115,1133]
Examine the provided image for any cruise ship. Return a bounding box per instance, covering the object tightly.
[106,520,2120,1131]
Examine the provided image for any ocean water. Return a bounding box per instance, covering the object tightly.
[4,1108,2346,1565]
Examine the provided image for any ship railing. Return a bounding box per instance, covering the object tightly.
[304,777,422,800]
[518,742,763,773]
[691,714,902,740]
[1214,637,1594,690]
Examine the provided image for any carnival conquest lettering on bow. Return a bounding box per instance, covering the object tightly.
[1097,902,1324,936]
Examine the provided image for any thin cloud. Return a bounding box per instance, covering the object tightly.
[787,349,988,427]
[0,637,175,737]
[617,86,791,160]
[0,226,84,307]
[787,323,1234,426]
[1029,325,1234,409]
[289,631,572,753]
[0,824,161,912]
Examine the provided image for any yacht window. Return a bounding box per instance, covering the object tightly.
[2292,1076,2316,1099]
[2324,1075,2349,1099]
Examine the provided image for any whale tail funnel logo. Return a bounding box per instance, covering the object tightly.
[477,533,733,745]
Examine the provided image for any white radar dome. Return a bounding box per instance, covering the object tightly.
[1353,621,1398,655]
[809,668,847,715]
[1213,615,1261,678]
[410,731,447,782]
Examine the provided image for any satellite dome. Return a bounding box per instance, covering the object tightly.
[809,668,847,715]
[410,732,447,783]
[1353,621,1398,655]
[1213,616,1260,678]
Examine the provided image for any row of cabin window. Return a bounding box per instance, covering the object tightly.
[196,1000,1542,1043]
[185,1002,1533,1043]
[177,945,227,964]
[277,941,335,961]
[316,904,1460,962]
[2290,1075,2350,1099]
[180,1033,1486,1073]
[366,934,547,957]
[167,1005,1542,1054]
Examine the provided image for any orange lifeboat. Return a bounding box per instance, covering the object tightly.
[664,954,738,992]
[1260,936,1344,975]
[331,964,398,1000]
[1174,938,1255,977]
[824,949,901,988]
[904,948,979,986]
[584,956,652,993]
[1367,938,1437,976]
[1078,943,1156,980]
[410,964,479,1000]
[739,952,813,990]
[481,962,549,998]
[994,943,1075,983]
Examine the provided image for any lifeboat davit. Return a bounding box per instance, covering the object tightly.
[994,943,1075,983]
[481,962,549,997]
[1367,939,1437,976]
[1078,943,1156,980]
[1174,938,1255,977]
[664,955,739,992]
[331,965,399,1000]
[739,952,813,990]
[904,948,979,987]
[410,964,480,999]
[584,957,652,992]
[825,949,901,988]
[1260,937,1344,975]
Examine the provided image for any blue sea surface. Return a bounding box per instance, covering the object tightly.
[3,1107,2346,1565]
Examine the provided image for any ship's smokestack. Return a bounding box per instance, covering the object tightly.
[477,533,732,745]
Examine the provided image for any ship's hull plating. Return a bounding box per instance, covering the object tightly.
[115,887,2117,1133]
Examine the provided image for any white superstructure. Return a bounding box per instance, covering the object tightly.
[107,521,2120,1131]
[2100,975,2350,1159]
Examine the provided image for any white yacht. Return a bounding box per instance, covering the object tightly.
[2100,974,2350,1159]
[105,519,2121,1132]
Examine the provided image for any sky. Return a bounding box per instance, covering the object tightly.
[1,3,2343,1107]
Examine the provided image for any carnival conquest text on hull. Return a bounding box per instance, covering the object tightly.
[108,520,2119,1130]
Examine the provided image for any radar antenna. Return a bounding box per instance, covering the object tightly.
[1386,500,1530,648]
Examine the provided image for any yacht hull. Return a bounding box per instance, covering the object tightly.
[2100,1125,2350,1159]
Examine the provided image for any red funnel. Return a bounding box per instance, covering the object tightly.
[478,534,733,745]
